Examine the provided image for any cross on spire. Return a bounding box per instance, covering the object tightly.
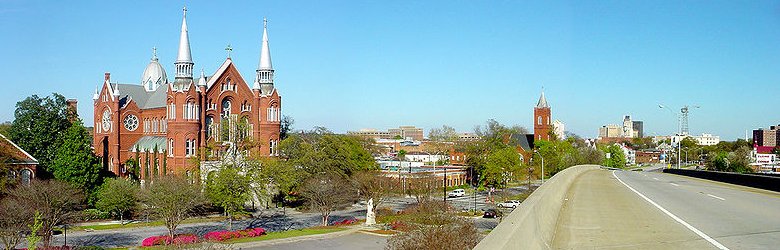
[151,46,158,60]
[263,17,267,28]
[183,6,187,16]
[225,44,233,58]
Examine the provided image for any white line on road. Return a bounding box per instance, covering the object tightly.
[612,171,729,250]
[670,183,680,187]
[653,177,659,181]
[707,194,726,201]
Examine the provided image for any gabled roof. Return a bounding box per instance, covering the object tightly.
[510,133,535,152]
[0,133,38,164]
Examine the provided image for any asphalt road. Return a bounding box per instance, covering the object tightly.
[553,169,780,249]
[614,169,780,249]
[245,231,388,250]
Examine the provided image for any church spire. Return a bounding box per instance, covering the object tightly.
[174,6,194,81]
[254,17,275,93]
[536,90,549,108]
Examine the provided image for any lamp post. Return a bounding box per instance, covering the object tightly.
[659,104,681,169]
[534,150,545,183]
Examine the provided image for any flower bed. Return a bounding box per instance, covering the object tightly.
[203,228,266,242]
[331,219,357,226]
[141,234,198,247]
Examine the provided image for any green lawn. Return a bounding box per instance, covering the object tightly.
[223,227,348,244]
[72,217,225,231]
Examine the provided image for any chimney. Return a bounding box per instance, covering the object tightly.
[66,99,78,122]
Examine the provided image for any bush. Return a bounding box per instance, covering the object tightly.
[141,234,199,247]
[386,218,479,250]
[203,228,265,242]
[75,247,105,250]
[330,219,357,226]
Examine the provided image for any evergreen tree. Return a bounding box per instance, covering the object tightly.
[144,151,150,182]
[153,145,159,178]
[162,150,167,176]
[50,120,103,203]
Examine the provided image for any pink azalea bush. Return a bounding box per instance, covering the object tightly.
[141,234,199,247]
[203,228,266,242]
[331,219,357,226]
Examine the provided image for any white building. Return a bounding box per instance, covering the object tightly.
[616,143,636,165]
[599,124,623,138]
[404,152,448,163]
[553,120,566,140]
[691,133,720,146]
[622,115,634,138]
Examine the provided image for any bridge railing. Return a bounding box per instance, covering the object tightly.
[474,165,601,250]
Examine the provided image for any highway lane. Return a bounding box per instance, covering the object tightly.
[614,170,780,249]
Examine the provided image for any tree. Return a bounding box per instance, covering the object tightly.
[96,178,139,224]
[680,137,698,149]
[299,174,356,226]
[142,176,204,240]
[5,180,83,248]
[601,144,627,169]
[352,170,397,211]
[405,173,438,204]
[205,166,251,231]
[482,147,523,189]
[248,157,301,208]
[50,120,103,204]
[9,93,72,177]
[280,115,294,140]
[0,197,33,250]
[0,121,10,137]
[278,129,376,179]
[727,146,753,173]
[428,125,459,142]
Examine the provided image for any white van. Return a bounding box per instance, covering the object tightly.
[448,189,465,198]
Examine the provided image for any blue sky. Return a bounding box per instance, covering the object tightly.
[1,1,778,140]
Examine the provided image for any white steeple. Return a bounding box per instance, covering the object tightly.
[536,90,549,108]
[254,17,274,93]
[92,87,99,100]
[174,6,194,81]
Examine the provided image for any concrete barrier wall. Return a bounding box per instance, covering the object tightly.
[663,169,780,192]
[474,165,601,250]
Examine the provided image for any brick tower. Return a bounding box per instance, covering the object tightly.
[533,91,552,141]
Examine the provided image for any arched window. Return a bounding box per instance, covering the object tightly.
[205,116,214,138]
[20,169,32,185]
[537,116,542,125]
[221,99,232,117]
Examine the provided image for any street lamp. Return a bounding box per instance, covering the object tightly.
[534,150,545,183]
[659,104,681,169]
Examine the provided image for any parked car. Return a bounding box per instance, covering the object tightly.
[483,208,502,218]
[447,189,465,198]
[497,200,521,209]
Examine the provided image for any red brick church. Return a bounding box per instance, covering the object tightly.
[93,8,281,178]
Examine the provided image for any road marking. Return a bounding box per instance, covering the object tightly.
[612,171,729,250]
[653,177,659,181]
[707,194,725,201]
[670,183,680,187]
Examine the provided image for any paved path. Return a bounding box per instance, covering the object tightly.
[50,208,367,248]
[552,169,780,249]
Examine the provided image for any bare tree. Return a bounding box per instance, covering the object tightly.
[5,180,83,248]
[386,217,479,250]
[0,198,32,250]
[352,170,398,211]
[142,176,204,239]
[405,173,437,204]
[299,175,356,226]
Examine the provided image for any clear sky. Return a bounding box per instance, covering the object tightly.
[1,0,778,140]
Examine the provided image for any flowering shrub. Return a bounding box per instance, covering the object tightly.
[203,228,266,242]
[389,220,409,231]
[331,219,357,226]
[141,234,199,247]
